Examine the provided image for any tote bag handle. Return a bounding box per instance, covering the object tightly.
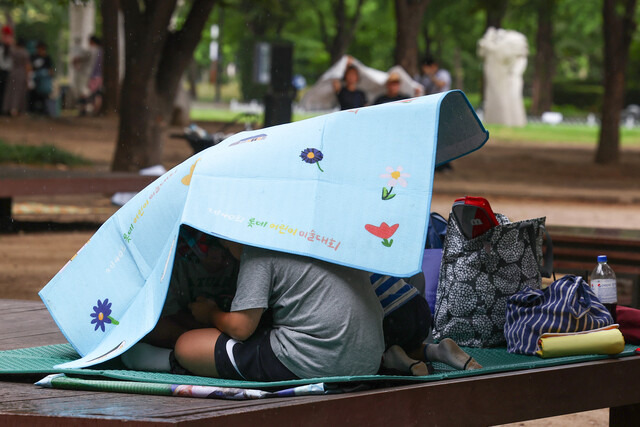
[519,222,554,278]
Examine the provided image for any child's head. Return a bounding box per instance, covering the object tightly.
[343,65,360,85]
[36,41,48,55]
[421,55,439,75]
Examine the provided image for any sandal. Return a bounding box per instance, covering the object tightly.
[463,356,473,370]
[422,345,435,375]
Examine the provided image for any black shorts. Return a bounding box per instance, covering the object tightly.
[214,328,299,382]
[383,295,432,352]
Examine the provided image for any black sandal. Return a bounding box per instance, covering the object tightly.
[421,344,435,375]
[463,356,473,370]
[408,360,434,375]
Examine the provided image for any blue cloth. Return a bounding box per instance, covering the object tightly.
[504,275,614,355]
[39,91,488,369]
[369,274,419,316]
[422,249,442,316]
[425,212,447,249]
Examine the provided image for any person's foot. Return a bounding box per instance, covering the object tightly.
[426,338,482,370]
[383,345,431,376]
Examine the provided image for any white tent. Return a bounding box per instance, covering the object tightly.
[300,56,424,111]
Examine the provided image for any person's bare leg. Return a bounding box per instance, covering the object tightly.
[174,328,223,377]
[383,345,431,376]
[409,338,482,370]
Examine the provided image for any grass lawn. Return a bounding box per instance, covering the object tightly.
[191,105,640,147]
[190,107,320,123]
[190,108,250,122]
[193,81,640,146]
[486,123,640,146]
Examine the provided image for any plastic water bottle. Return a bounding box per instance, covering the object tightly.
[590,255,618,323]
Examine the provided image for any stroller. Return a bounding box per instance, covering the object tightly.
[171,112,259,154]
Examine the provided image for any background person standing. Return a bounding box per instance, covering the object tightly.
[2,38,30,116]
[0,25,14,114]
[30,41,54,115]
[374,72,409,105]
[416,55,451,95]
[73,35,103,116]
[332,62,367,110]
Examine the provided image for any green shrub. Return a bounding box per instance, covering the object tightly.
[0,140,91,166]
[552,81,603,112]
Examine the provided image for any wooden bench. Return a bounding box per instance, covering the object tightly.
[0,167,156,231]
[548,225,640,307]
[1,299,639,426]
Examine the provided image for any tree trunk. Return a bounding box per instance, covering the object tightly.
[111,0,216,172]
[117,72,166,169]
[530,0,555,116]
[596,0,637,164]
[394,0,430,76]
[314,0,367,65]
[100,0,120,115]
[422,19,432,58]
[485,0,508,29]
[453,45,464,90]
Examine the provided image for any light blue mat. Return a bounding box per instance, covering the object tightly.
[38,91,489,370]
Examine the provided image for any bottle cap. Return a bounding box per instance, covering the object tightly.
[597,255,608,263]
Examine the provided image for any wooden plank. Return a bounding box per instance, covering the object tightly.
[0,377,318,425]
[554,260,640,275]
[553,247,640,263]
[0,299,47,312]
[552,234,640,248]
[2,299,640,426]
[611,402,640,426]
[547,225,640,244]
[0,300,65,350]
[213,358,640,427]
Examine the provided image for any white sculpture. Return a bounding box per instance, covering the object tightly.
[68,0,96,101]
[477,27,528,127]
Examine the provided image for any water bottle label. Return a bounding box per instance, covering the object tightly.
[591,279,617,303]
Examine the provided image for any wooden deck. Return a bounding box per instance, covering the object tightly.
[1,299,640,426]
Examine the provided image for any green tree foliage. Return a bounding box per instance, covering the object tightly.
[4,0,640,113]
[421,0,486,93]
[554,0,603,81]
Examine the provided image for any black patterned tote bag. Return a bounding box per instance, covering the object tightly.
[433,212,552,347]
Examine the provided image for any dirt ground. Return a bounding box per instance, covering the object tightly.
[1,114,637,425]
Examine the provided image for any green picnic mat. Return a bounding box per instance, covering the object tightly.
[1,343,638,389]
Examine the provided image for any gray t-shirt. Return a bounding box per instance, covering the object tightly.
[231,246,385,378]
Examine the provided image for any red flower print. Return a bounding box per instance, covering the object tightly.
[365,222,399,247]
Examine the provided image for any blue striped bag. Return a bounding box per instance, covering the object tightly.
[504,275,614,355]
